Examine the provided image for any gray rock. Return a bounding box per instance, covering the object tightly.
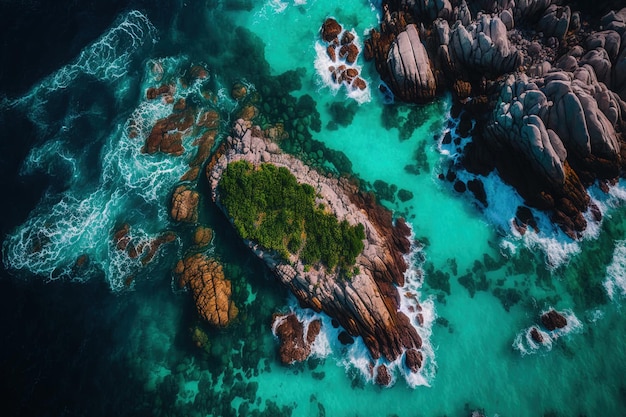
[538,4,571,40]
[387,24,437,102]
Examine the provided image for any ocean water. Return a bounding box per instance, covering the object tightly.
[1,1,626,416]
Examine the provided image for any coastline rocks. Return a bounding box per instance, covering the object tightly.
[207,120,423,362]
[365,2,626,237]
[170,185,199,223]
[387,24,437,102]
[320,18,367,92]
[485,66,625,236]
[176,254,238,327]
[272,313,322,364]
[541,309,567,331]
[375,364,392,386]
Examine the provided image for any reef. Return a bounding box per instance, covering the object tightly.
[365,0,626,238]
[206,119,425,364]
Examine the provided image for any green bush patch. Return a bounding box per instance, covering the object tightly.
[218,160,365,271]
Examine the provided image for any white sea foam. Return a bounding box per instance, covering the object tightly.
[513,309,583,356]
[313,31,371,104]
[11,10,157,126]
[604,240,626,300]
[4,56,223,290]
[435,114,613,269]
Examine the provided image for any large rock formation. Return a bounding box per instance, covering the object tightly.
[176,254,238,327]
[206,120,424,363]
[386,24,437,102]
[366,1,626,237]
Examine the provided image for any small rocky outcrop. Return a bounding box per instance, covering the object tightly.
[193,226,213,248]
[541,309,568,331]
[206,120,424,363]
[320,18,367,92]
[530,327,544,343]
[170,185,199,223]
[113,223,176,266]
[273,313,322,364]
[404,348,423,372]
[176,254,238,327]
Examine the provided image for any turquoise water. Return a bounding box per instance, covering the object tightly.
[2,1,626,416]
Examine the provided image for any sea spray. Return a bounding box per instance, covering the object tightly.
[513,309,583,356]
[10,10,157,129]
[3,55,238,289]
[604,240,626,300]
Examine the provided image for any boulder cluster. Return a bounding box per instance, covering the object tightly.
[365,0,626,237]
[320,18,367,91]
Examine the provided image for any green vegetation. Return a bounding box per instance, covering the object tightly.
[218,160,365,271]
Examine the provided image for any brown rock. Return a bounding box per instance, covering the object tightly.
[530,327,544,343]
[146,84,172,100]
[273,313,321,364]
[140,232,176,265]
[375,364,391,386]
[339,43,359,64]
[353,77,367,90]
[197,110,220,129]
[321,18,342,43]
[177,254,238,327]
[193,226,213,247]
[541,309,568,331]
[405,348,423,372]
[173,98,186,112]
[143,111,195,155]
[326,44,336,62]
[170,185,199,223]
[189,65,208,80]
[341,31,355,45]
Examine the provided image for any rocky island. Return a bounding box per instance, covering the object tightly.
[365,0,626,238]
[206,119,425,374]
